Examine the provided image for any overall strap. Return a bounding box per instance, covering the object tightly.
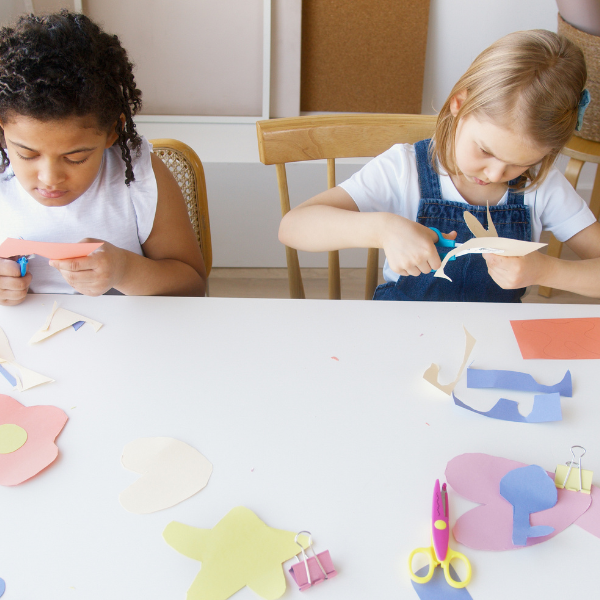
[414,139,442,200]
[505,177,525,205]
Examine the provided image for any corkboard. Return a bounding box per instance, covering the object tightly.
[301,0,430,114]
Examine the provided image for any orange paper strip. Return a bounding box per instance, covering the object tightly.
[510,318,600,359]
[0,238,103,260]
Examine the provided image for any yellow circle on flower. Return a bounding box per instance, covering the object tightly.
[0,423,28,454]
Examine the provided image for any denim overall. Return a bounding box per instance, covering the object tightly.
[373,139,532,302]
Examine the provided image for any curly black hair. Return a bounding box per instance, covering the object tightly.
[0,10,143,185]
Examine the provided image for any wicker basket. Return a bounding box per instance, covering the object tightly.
[558,13,600,142]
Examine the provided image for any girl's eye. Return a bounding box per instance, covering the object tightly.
[65,157,89,165]
[15,152,36,161]
[480,148,491,156]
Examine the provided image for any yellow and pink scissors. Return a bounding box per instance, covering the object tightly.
[408,479,472,589]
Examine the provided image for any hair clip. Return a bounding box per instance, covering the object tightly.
[289,531,337,591]
[555,445,593,494]
[576,89,591,131]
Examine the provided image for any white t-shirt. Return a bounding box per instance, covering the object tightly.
[0,137,158,293]
[339,143,597,282]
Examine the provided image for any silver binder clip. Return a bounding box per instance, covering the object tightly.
[555,445,593,494]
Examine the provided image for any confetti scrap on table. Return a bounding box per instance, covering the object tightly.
[445,453,592,550]
[467,368,572,396]
[453,392,562,423]
[423,326,475,395]
[510,318,600,359]
[119,437,212,514]
[0,394,67,486]
[163,507,308,600]
[0,238,103,260]
[331,357,339,361]
[29,301,102,344]
[411,564,473,599]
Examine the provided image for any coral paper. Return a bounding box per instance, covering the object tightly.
[0,238,102,260]
[510,318,600,359]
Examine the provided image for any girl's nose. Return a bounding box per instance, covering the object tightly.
[38,161,66,187]
[484,162,505,183]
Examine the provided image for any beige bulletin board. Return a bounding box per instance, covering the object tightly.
[301,0,431,114]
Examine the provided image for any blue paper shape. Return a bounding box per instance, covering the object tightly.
[72,321,85,331]
[0,577,5,597]
[0,364,16,387]
[500,465,557,546]
[452,392,562,423]
[467,368,572,397]
[411,564,473,599]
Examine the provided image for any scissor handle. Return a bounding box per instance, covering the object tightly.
[441,548,472,589]
[17,256,28,277]
[429,227,455,250]
[408,546,437,584]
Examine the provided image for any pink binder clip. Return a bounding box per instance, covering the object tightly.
[289,531,337,591]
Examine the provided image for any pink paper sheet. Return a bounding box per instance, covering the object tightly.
[445,453,592,550]
[0,394,68,486]
[0,238,103,260]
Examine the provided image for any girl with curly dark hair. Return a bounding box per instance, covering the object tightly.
[0,11,206,304]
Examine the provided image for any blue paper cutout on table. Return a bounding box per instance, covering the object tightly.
[453,392,562,422]
[0,577,5,597]
[467,368,572,397]
[0,364,16,387]
[72,321,85,331]
[500,465,557,546]
[411,564,473,599]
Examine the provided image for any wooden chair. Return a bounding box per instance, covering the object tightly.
[538,135,600,297]
[256,114,437,299]
[150,138,212,278]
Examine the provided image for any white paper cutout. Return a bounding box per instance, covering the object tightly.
[119,437,213,514]
[30,302,103,344]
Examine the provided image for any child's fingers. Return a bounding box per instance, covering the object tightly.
[0,258,23,277]
[49,256,95,272]
[0,272,31,291]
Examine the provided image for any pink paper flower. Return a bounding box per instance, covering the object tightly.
[0,394,68,486]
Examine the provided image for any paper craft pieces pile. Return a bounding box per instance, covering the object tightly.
[0,327,53,391]
[119,437,213,514]
[163,507,309,600]
[0,238,103,260]
[434,205,546,281]
[0,394,67,486]
[30,301,102,344]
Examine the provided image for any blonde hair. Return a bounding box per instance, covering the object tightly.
[432,30,587,191]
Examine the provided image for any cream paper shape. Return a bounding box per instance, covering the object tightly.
[119,437,213,514]
[0,327,53,391]
[29,302,103,344]
[434,204,546,281]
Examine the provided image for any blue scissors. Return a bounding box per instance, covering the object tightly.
[429,227,460,260]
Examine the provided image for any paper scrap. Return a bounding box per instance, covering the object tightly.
[500,465,557,546]
[423,326,476,395]
[0,365,16,387]
[30,302,102,343]
[467,368,572,396]
[0,394,68,486]
[445,453,591,550]
[72,321,85,331]
[453,392,562,422]
[510,318,600,359]
[119,437,213,514]
[163,507,308,600]
[411,564,473,600]
[0,238,103,260]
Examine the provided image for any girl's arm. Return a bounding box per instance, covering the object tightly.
[50,154,207,297]
[279,186,452,277]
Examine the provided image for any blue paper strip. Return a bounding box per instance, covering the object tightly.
[411,564,473,599]
[72,321,85,331]
[500,465,557,546]
[0,364,16,388]
[0,577,5,597]
[453,392,562,422]
[467,368,572,397]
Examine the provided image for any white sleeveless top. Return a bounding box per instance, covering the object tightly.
[0,137,158,293]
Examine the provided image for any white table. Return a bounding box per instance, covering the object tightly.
[1,295,599,599]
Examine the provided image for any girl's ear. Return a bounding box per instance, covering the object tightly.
[450,89,468,117]
[106,114,126,147]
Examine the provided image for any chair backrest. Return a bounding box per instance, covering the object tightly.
[150,138,213,276]
[256,114,437,299]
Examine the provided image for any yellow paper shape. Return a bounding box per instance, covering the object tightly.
[555,464,593,494]
[423,326,476,395]
[30,302,103,343]
[0,423,27,453]
[163,507,308,600]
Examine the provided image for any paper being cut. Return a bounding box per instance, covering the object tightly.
[423,326,475,395]
[0,327,53,391]
[434,205,546,281]
[29,302,102,343]
[0,238,102,260]
[163,506,309,600]
[119,437,213,514]
[453,392,562,422]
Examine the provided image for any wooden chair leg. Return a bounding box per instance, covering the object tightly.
[328,251,341,299]
[286,246,305,299]
[538,233,563,297]
[365,247,379,300]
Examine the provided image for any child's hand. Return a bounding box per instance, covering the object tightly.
[380,215,457,276]
[484,252,547,289]
[0,258,31,306]
[49,239,128,296]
